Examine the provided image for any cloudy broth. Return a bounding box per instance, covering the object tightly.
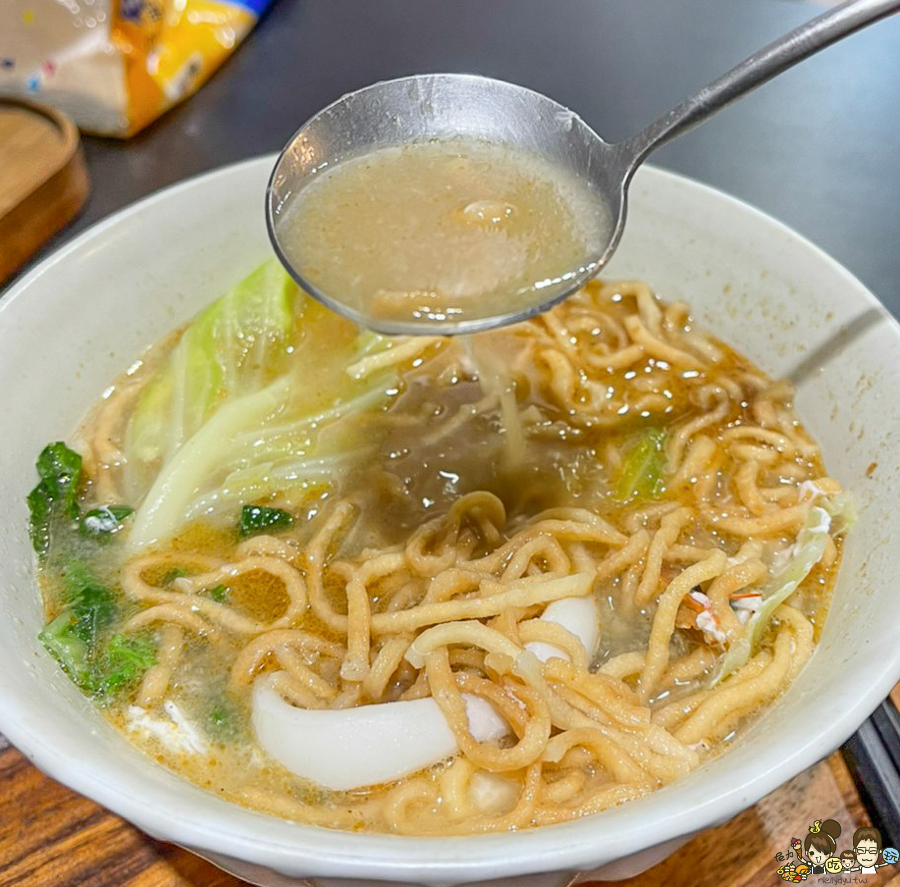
[276,139,607,328]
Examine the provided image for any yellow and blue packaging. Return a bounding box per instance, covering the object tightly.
[0,0,275,137]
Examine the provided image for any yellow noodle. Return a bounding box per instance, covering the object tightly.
[372,573,592,635]
[707,501,810,536]
[123,604,218,639]
[705,559,767,642]
[675,630,794,744]
[361,635,413,702]
[137,624,184,708]
[624,314,704,371]
[598,651,646,679]
[426,649,551,772]
[634,507,694,607]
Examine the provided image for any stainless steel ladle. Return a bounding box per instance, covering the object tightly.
[268,0,899,336]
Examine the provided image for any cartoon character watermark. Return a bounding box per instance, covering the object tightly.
[852,827,897,875]
[806,818,842,874]
[839,850,857,872]
[774,820,898,881]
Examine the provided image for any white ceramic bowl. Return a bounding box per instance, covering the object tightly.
[2,157,900,887]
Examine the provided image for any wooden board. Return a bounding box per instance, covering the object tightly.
[0,98,89,284]
[2,723,898,887]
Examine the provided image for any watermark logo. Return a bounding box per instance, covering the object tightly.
[773,819,897,881]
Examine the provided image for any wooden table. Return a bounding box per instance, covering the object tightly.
[3,0,900,884]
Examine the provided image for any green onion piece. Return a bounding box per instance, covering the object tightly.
[238,504,294,537]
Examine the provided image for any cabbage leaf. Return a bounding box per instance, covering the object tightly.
[123,262,409,552]
[613,426,667,502]
[123,260,296,497]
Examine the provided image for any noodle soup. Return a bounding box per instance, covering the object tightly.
[28,265,849,834]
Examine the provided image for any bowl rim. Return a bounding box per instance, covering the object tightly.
[2,154,900,883]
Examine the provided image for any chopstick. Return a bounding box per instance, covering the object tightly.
[841,695,900,849]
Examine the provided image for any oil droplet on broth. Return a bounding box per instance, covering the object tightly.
[275,139,608,327]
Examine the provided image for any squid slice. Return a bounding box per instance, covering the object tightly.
[252,593,600,791]
[253,679,506,791]
[524,595,601,664]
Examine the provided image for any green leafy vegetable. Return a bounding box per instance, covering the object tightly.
[613,427,667,502]
[27,487,53,561]
[94,633,157,696]
[36,442,83,513]
[28,440,136,564]
[39,613,91,689]
[38,558,155,698]
[80,505,134,540]
[61,561,116,642]
[206,584,229,603]
[40,614,156,698]
[714,493,855,684]
[206,699,240,741]
[27,442,83,559]
[40,618,156,698]
[27,446,146,697]
[238,504,294,537]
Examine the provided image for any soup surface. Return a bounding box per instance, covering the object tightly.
[29,265,849,834]
[275,139,607,329]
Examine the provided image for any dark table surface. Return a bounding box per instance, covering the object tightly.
[12,0,900,318]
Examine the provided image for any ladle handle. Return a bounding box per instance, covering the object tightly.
[620,0,900,169]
